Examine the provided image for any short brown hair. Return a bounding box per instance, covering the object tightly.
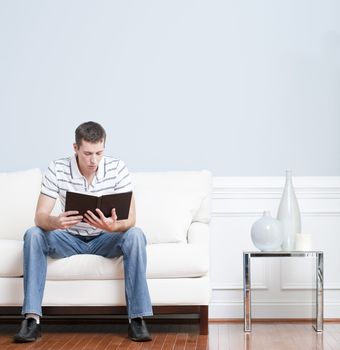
[75,121,106,147]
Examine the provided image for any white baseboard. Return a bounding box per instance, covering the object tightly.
[209,301,340,319]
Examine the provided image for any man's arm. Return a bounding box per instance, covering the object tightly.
[83,194,137,233]
[35,193,83,231]
[115,193,136,231]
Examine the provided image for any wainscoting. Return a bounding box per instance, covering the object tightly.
[209,176,340,319]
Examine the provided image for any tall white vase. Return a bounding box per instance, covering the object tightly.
[277,170,301,251]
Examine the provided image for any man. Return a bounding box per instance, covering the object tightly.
[14,121,153,343]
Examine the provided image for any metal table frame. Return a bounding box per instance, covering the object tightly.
[243,251,324,332]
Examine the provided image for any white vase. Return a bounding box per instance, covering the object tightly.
[277,170,301,251]
[251,211,283,251]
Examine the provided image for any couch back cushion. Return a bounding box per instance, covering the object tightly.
[0,169,42,240]
[132,170,212,244]
[0,168,212,244]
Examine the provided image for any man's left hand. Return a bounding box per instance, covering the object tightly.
[83,208,120,232]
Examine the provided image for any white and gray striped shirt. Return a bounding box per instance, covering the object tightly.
[41,155,133,236]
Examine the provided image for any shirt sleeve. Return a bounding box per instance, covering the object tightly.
[115,160,133,193]
[41,161,60,199]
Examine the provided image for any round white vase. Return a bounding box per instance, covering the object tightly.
[251,211,283,251]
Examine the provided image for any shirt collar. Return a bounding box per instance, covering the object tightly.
[70,155,105,181]
[95,157,105,181]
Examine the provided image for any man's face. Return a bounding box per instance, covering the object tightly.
[73,139,105,175]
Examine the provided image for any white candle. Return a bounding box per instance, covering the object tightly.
[295,233,313,251]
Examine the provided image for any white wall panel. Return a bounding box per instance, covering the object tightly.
[210,176,340,319]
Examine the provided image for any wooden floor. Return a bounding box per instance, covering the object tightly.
[1,321,340,349]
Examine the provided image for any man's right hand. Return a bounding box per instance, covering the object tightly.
[54,211,83,229]
[35,194,83,231]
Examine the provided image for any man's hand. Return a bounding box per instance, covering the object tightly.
[83,208,121,232]
[54,211,83,229]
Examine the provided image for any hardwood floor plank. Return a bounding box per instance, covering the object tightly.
[185,333,198,350]
[217,324,229,348]
[102,334,126,349]
[148,333,166,349]
[126,340,143,350]
[227,323,244,350]
[71,333,106,350]
[195,334,208,350]
[207,323,218,349]
[81,334,111,350]
[93,333,118,350]
[118,336,136,349]
[54,333,81,350]
[161,333,177,350]
[67,333,97,350]
[323,324,340,350]
[173,333,187,349]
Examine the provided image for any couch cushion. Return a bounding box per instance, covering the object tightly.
[44,243,208,280]
[132,171,211,243]
[0,169,42,240]
[0,169,211,244]
[47,243,208,280]
[0,240,208,280]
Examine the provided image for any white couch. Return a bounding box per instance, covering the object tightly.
[0,169,212,334]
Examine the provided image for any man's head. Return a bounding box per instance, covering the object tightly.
[73,121,106,177]
[75,121,106,147]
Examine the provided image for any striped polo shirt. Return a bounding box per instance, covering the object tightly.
[41,155,133,236]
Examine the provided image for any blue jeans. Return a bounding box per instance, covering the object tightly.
[22,226,153,319]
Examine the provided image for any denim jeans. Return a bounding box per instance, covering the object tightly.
[22,226,153,319]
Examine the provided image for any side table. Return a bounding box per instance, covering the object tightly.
[243,251,324,332]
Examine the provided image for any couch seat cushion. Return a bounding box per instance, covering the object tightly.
[47,243,208,280]
[0,241,208,280]
[45,243,208,280]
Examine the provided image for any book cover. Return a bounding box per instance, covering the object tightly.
[65,191,132,220]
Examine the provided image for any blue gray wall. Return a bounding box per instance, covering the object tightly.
[1,1,339,175]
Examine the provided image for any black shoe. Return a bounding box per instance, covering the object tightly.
[13,318,41,343]
[128,318,152,342]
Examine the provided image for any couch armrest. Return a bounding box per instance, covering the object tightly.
[187,222,210,274]
[188,222,209,247]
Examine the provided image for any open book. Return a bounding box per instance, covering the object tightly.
[65,191,133,220]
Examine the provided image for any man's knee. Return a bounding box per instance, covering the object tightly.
[124,227,147,246]
[23,226,45,244]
